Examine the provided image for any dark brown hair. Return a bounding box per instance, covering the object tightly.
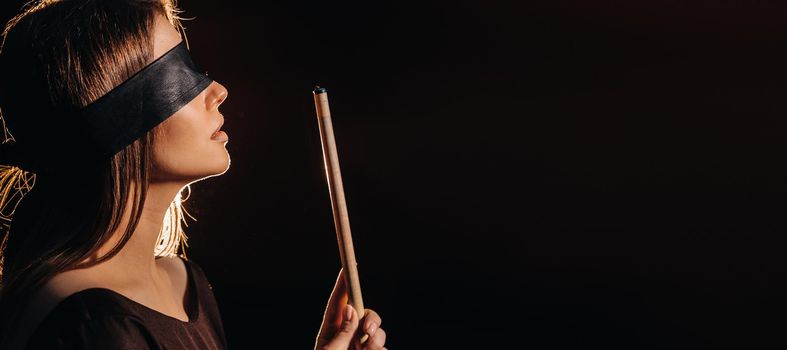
[0,0,194,345]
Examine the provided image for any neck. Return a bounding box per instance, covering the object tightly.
[80,180,188,286]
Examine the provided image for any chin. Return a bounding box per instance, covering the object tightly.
[206,151,231,177]
[153,149,230,182]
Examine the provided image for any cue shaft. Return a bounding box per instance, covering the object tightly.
[312,86,366,320]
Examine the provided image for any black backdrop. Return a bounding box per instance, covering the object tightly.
[2,1,785,348]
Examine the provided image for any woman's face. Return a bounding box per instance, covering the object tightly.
[150,14,230,182]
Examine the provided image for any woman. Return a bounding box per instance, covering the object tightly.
[0,0,387,349]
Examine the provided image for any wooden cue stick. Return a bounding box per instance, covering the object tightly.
[312,86,367,343]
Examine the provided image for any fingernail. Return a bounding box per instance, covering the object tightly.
[366,321,378,335]
[344,305,353,322]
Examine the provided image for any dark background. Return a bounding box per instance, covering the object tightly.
[3,0,786,348]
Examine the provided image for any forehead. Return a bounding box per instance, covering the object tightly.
[151,13,182,61]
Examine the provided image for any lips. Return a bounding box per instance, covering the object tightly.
[211,119,224,137]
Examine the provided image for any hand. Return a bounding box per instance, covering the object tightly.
[314,268,388,350]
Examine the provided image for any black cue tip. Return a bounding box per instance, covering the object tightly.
[313,85,327,94]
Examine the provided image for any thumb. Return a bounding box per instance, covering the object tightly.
[324,268,349,327]
[322,304,360,350]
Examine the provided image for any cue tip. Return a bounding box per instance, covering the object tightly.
[313,84,327,95]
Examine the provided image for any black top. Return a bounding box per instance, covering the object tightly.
[24,258,228,349]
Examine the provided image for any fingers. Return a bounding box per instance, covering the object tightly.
[360,309,386,350]
[361,328,386,350]
[362,309,382,333]
[321,304,359,350]
[316,269,388,350]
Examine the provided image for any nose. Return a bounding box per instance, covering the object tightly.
[207,81,228,111]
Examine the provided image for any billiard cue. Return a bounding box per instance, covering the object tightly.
[312,86,368,346]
